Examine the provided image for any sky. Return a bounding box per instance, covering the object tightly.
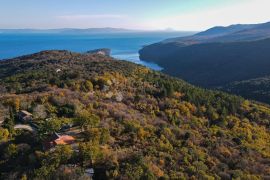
[0,0,269,31]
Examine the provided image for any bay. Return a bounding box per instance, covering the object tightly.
[0,32,191,70]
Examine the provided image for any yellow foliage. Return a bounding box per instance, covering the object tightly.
[0,128,9,142]
[59,91,65,97]
[200,106,207,113]
[21,174,27,180]
[178,104,190,116]
[185,102,196,113]
[14,98,20,112]
[241,100,251,111]
[173,91,184,98]
[159,159,165,167]
[137,127,149,140]
[133,67,150,76]
[147,161,164,177]
[217,146,232,158]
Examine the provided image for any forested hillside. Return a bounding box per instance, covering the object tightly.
[219,76,270,104]
[139,21,270,104]
[141,38,270,87]
[0,51,269,179]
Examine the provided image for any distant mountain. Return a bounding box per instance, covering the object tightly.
[195,24,257,37]
[143,22,270,49]
[0,28,137,34]
[208,22,270,42]
[139,23,268,61]
[139,21,270,103]
[0,28,194,35]
[58,28,139,34]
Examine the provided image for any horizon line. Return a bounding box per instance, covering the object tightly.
[0,27,199,32]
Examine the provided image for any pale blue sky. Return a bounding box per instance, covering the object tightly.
[0,0,269,30]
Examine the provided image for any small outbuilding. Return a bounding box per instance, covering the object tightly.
[18,110,33,122]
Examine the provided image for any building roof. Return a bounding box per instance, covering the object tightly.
[43,133,76,150]
[54,135,75,145]
[19,110,33,116]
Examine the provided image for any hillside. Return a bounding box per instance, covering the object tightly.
[194,24,257,37]
[141,38,270,87]
[139,21,270,103]
[139,22,270,64]
[219,76,270,104]
[147,21,270,46]
[0,51,270,179]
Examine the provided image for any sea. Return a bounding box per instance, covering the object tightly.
[0,32,191,70]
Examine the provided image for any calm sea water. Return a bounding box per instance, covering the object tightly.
[0,32,191,70]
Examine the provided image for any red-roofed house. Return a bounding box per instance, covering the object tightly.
[43,132,75,150]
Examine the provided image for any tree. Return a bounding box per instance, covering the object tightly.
[166,83,174,97]
[158,80,175,98]
[33,104,47,119]
[14,98,20,112]
[83,80,94,92]
[38,119,62,140]
[0,128,9,142]
[78,142,102,166]
[57,104,75,118]
[5,144,18,158]
[123,154,155,180]
[3,108,15,135]
[76,110,100,131]
[54,145,73,164]
[34,145,73,178]
[207,106,219,121]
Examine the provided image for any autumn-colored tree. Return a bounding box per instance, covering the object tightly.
[83,80,94,92]
[0,128,9,142]
[14,98,20,112]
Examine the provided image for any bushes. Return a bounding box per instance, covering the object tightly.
[82,80,94,92]
[0,128,9,142]
[122,154,156,180]
[76,110,100,130]
[4,144,18,158]
[57,104,75,118]
[84,128,110,144]
[78,142,103,166]
[34,145,73,177]
[38,118,62,139]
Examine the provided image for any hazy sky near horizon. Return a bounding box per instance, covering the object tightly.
[0,0,269,31]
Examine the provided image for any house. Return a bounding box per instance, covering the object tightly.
[43,132,75,150]
[60,123,75,132]
[18,110,33,122]
[85,168,94,178]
